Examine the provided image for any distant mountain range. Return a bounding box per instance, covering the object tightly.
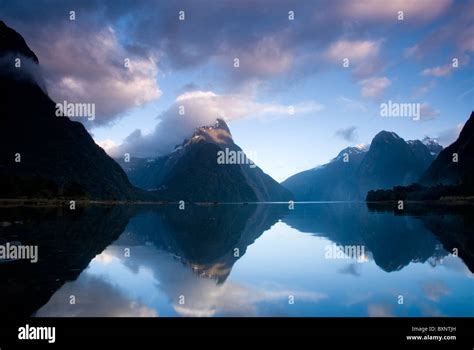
[280,146,366,201]
[117,119,292,202]
[367,111,474,201]
[282,132,443,201]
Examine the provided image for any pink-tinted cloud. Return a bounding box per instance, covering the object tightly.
[341,0,452,22]
[35,25,161,124]
[367,303,394,317]
[422,281,450,302]
[324,39,385,79]
[421,64,452,77]
[359,76,391,98]
[222,36,293,77]
[412,80,437,98]
[324,40,380,63]
[404,1,473,59]
[420,103,440,120]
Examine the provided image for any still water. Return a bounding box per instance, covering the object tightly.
[1,203,473,317]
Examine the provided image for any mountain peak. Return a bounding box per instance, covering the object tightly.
[420,136,443,155]
[422,136,439,146]
[119,118,292,202]
[421,111,474,187]
[368,131,407,153]
[187,118,233,146]
[373,130,402,142]
[0,21,39,63]
[1,22,138,200]
[333,146,367,163]
[407,139,423,146]
[214,118,231,134]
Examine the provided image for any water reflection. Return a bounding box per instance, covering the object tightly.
[283,203,448,272]
[0,203,473,318]
[0,205,132,319]
[118,204,288,283]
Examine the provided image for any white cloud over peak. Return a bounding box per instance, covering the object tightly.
[107,90,323,157]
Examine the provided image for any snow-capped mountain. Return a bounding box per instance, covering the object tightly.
[282,131,442,201]
[117,119,292,202]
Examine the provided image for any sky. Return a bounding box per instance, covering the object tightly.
[1,0,473,181]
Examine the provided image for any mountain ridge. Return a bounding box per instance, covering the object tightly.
[117,118,292,202]
[282,130,443,201]
[367,111,474,201]
[0,21,147,200]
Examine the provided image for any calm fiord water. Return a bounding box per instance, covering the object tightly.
[1,203,473,317]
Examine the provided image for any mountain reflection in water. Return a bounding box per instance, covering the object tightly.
[0,203,472,318]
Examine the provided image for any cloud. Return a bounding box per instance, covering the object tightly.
[98,243,327,317]
[422,281,450,302]
[324,40,380,63]
[412,80,437,98]
[367,303,394,317]
[36,25,161,125]
[340,0,452,22]
[0,0,417,98]
[359,76,391,98]
[0,53,47,93]
[0,0,463,129]
[224,36,293,78]
[172,285,327,317]
[420,304,445,317]
[179,82,201,93]
[338,263,361,277]
[35,274,158,317]
[336,96,368,112]
[421,64,452,77]
[404,1,473,59]
[420,103,440,120]
[111,90,323,157]
[335,126,358,142]
[323,39,385,79]
[96,139,119,154]
[457,87,474,101]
